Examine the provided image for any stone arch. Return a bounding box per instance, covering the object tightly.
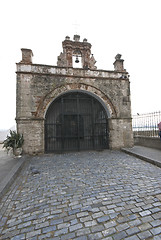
[45,91,110,152]
[36,83,117,118]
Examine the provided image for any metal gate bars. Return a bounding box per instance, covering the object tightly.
[45,92,109,152]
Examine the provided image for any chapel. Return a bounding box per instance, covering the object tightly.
[16,35,133,154]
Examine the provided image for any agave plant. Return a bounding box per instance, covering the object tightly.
[3,130,24,154]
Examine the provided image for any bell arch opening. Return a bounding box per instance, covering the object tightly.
[73,49,82,68]
[45,91,109,153]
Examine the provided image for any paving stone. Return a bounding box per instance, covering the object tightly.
[150,226,161,235]
[90,208,100,213]
[27,236,37,240]
[1,226,16,234]
[80,216,92,223]
[77,212,89,218]
[17,221,32,229]
[88,232,103,239]
[120,210,132,216]
[112,231,127,240]
[116,223,130,231]
[92,212,104,219]
[138,223,151,231]
[76,228,91,236]
[1,151,161,239]
[104,220,117,228]
[69,223,83,232]
[102,227,117,236]
[20,226,34,234]
[137,230,153,239]
[7,217,17,225]
[109,212,119,219]
[116,216,128,223]
[150,219,161,227]
[150,207,161,213]
[103,237,113,240]
[91,224,104,233]
[57,222,70,229]
[84,220,97,227]
[127,214,137,220]
[60,232,76,240]
[152,212,161,219]
[38,233,51,239]
[126,226,140,235]
[142,204,153,210]
[131,207,142,213]
[64,214,76,222]
[50,218,64,225]
[26,229,41,238]
[141,215,154,223]
[124,236,140,240]
[139,210,151,217]
[74,236,87,240]
[153,236,161,240]
[68,209,80,215]
[8,219,22,227]
[72,204,82,210]
[129,219,142,227]
[71,219,78,225]
[11,234,26,240]
[54,227,68,236]
[97,215,110,223]
[2,230,21,239]
[42,225,56,233]
[153,202,161,207]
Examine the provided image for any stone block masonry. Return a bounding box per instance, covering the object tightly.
[16,35,133,154]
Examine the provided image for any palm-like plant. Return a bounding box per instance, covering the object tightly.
[3,130,24,154]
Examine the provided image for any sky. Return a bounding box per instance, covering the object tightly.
[0,0,161,130]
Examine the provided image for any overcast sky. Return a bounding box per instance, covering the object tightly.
[0,0,161,130]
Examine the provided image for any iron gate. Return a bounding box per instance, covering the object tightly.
[45,92,109,152]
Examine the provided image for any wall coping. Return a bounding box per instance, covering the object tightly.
[16,63,129,80]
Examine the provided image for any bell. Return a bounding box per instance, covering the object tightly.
[75,56,79,63]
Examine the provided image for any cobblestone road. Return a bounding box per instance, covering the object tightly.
[1,150,161,240]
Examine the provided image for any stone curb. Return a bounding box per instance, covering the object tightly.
[122,148,161,168]
[0,156,27,200]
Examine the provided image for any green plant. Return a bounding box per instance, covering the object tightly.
[3,130,24,153]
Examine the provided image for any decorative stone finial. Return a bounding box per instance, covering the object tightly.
[115,54,122,60]
[73,35,80,42]
[20,48,33,64]
[83,38,88,42]
[113,53,125,72]
[65,36,70,40]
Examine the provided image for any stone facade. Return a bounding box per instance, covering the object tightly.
[16,35,134,154]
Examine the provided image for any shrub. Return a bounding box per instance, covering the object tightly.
[3,130,24,153]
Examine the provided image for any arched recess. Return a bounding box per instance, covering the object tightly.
[36,83,117,119]
[45,91,110,153]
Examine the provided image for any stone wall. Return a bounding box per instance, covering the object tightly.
[109,119,134,149]
[16,119,44,155]
[16,64,133,154]
[16,37,133,154]
[134,136,161,150]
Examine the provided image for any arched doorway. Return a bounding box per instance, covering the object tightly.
[45,91,109,152]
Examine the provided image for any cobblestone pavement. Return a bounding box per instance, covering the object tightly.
[1,150,161,240]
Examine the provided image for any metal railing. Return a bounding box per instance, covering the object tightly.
[132,111,161,137]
